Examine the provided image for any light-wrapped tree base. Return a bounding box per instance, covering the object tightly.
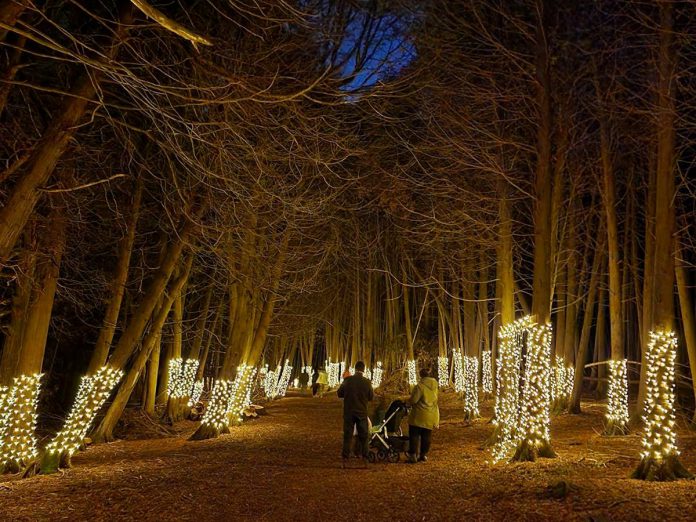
[437,356,449,388]
[41,365,123,474]
[407,359,417,387]
[481,350,493,396]
[190,379,232,441]
[632,331,692,481]
[226,364,256,426]
[0,373,42,473]
[371,361,383,388]
[604,359,629,436]
[463,355,479,421]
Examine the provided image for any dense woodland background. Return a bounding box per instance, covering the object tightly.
[0,0,696,477]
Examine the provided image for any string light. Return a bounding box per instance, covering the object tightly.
[349,366,355,376]
[167,358,183,397]
[605,359,629,434]
[371,362,383,388]
[172,359,199,399]
[453,350,465,393]
[463,355,479,420]
[276,361,293,398]
[339,362,346,383]
[226,364,257,424]
[482,350,493,394]
[199,379,232,432]
[407,359,417,386]
[189,379,204,407]
[45,366,123,460]
[438,356,449,387]
[0,373,42,471]
[564,365,574,399]
[639,331,679,462]
[303,365,314,387]
[364,368,371,380]
[491,316,530,463]
[515,321,553,459]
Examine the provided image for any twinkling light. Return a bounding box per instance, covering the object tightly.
[276,361,293,398]
[0,373,42,470]
[438,356,449,388]
[490,316,530,463]
[226,364,257,424]
[364,368,371,380]
[638,331,679,462]
[0,386,8,421]
[172,359,199,399]
[564,365,574,399]
[605,359,629,434]
[167,358,183,397]
[516,322,553,454]
[453,350,465,393]
[551,360,564,402]
[339,362,346,383]
[482,350,493,394]
[371,362,383,388]
[407,359,417,386]
[463,355,479,420]
[199,379,232,432]
[303,365,314,387]
[189,379,204,407]
[349,366,355,376]
[46,366,123,459]
[327,362,340,388]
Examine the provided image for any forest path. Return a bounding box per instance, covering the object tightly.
[1,392,695,521]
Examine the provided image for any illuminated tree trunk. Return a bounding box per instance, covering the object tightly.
[633,1,691,480]
[513,0,555,461]
[0,4,133,261]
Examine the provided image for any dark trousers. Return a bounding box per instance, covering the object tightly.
[343,414,369,458]
[408,425,432,458]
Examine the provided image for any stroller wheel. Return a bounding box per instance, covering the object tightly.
[367,451,376,463]
[387,450,400,463]
[377,449,388,461]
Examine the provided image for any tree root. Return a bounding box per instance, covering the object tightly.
[511,439,556,462]
[603,419,629,436]
[189,422,229,441]
[631,455,694,481]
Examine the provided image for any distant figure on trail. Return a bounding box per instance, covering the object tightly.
[406,367,439,463]
[337,360,374,461]
[313,367,328,397]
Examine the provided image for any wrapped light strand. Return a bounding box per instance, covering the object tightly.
[45,366,123,460]
[482,350,493,395]
[303,365,314,387]
[438,356,449,388]
[166,358,183,397]
[371,362,383,389]
[364,368,371,380]
[199,379,232,432]
[189,379,204,407]
[339,362,346,382]
[604,359,629,435]
[0,373,43,471]
[453,350,465,393]
[632,331,692,480]
[513,321,554,461]
[276,361,293,398]
[227,364,257,424]
[463,355,480,420]
[490,316,530,463]
[172,359,199,399]
[407,359,417,386]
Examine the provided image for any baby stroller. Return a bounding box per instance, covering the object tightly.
[368,400,410,463]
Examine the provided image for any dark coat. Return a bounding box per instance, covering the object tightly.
[337,373,374,418]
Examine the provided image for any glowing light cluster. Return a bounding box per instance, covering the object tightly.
[339,362,346,382]
[0,373,42,469]
[438,356,449,387]
[349,366,355,376]
[491,316,531,462]
[303,365,314,386]
[363,368,371,380]
[517,322,553,451]
[189,379,204,407]
[276,361,293,398]
[0,386,8,419]
[227,364,257,424]
[463,355,479,419]
[327,362,340,388]
[199,379,232,431]
[407,359,417,386]
[605,359,629,433]
[172,359,199,399]
[482,350,493,394]
[46,365,123,458]
[371,362,383,388]
[453,350,465,393]
[167,358,183,397]
[638,331,679,462]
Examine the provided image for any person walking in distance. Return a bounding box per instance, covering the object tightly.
[337,361,373,462]
[406,367,439,463]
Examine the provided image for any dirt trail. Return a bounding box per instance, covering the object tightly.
[1,393,695,521]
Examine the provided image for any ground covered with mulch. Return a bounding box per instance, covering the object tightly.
[1,392,695,521]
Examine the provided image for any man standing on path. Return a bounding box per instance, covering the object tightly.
[337,360,373,461]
